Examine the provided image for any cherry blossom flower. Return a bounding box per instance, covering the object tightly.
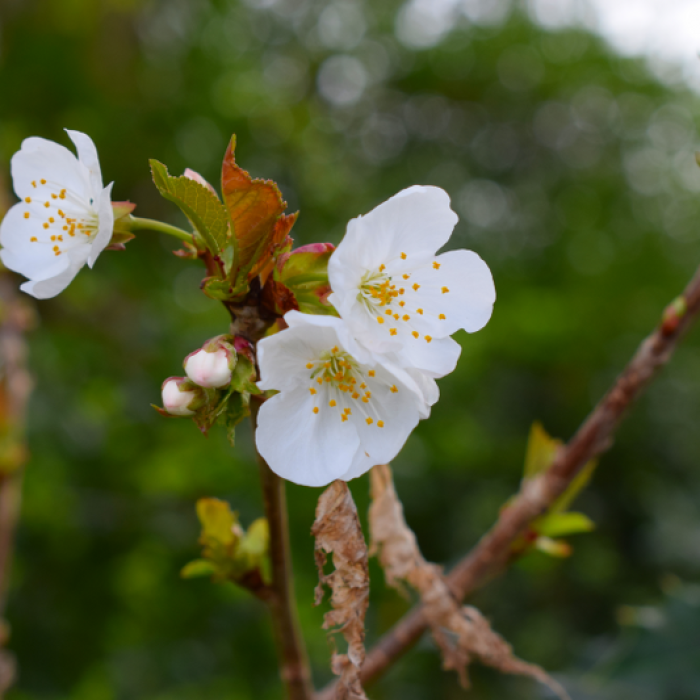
[185,336,236,388]
[161,377,205,416]
[0,130,114,299]
[328,186,495,377]
[255,311,433,487]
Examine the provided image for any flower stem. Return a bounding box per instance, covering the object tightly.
[250,398,314,700]
[128,216,194,243]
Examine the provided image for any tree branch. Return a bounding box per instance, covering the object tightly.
[317,263,700,700]
[250,398,315,700]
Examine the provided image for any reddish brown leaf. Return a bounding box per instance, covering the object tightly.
[221,137,296,282]
[369,464,570,699]
[312,481,370,700]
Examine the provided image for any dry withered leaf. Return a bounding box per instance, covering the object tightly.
[312,481,370,700]
[369,464,570,700]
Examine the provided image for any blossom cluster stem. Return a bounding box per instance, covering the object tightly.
[128,216,194,243]
[251,398,314,700]
[316,262,700,700]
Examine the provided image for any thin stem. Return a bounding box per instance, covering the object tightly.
[317,262,700,700]
[251,398,314,700]
[129,216,194,243]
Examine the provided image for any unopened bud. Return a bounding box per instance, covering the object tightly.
[185,336,237,388]
[162,377,204,416]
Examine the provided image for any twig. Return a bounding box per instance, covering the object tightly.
[317,263,700,700]
[251,398,314,700]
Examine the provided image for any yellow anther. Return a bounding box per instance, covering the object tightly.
[54,250,61,256]
[417,308,423,315]
[403,274,410,280]
[324,362,331,368]
[442,287,449,294]
[352,392,360,399]
[402,314,410,321]
[433,261,441,269]
[58,235,63,241]
[425,335,432,343]
[412,331,419,338]
[390,385,398,393]
[24,197,31,203]
[412,283,420,291]
[439,313,446,319]
[317,377,323,384]
[324,376,332,382]
[379,264,386,272]
[331,346,339,353]
[306,362,314,369]
[360,383,367,389]
[59,189,66,199]
[390,328,397,336]
[377,420,384,428]
[368,370,375,377]
[50,235,56,240]
[30,237,37,242]
[309,387,317,395]
[49,217,55,223]
[366,417,373,425]
[399,301,405,307]
[44,202,50,208]
[40,179,46,185]
[344,408,351,415]
[313,407,319,414]
[399,288,405,295]
[365,391,371,398]
[43,223,49,230]
[393,314,399,320]
[377,317,385,324]
[77,223,83,229]
[329,400,337,407]
[341,414,348,422]
[58,210,64,217]
[51,194,57,199]
[385,309,392,315]
[400,252,407,259]
[335,372,343,381]
[362,397,369,403]
[339,385,349,392]
[31,181,36,188]
[23,212,29,219]
[349,377,357,384]
[52,245,59,251]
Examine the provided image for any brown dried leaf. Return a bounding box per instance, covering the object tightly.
[369,464,570,700]
[312,481,370,700]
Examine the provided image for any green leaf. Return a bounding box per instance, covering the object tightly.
[181,559,218,579]
[230,356,260,395]
[534,536,572,558]
[196,498,239,548]
[523,421,561,479]
[536,511,595,538]
[150,159,231,257]
[224,392,250,447]
[550,457,598,514]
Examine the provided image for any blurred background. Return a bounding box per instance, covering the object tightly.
[1,0,700,698]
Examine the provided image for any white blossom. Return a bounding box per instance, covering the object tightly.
[185,347,233,388]
[328,186,496,377]
[161,377,202,416]
[255,311,434,487]
[0,130,114,299]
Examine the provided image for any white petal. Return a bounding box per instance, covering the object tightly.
[408,250,496,336]
[395,334,461,378]
[66,129,103,195]
[10,137,91,202]
[257,316,341,392]
[329,186,457,278]
[339,447,375,482]
[256,390,361,487]
[19,257,79,299]
[87,183,114,267]
[404,368,439,418]
[0,204,68,278]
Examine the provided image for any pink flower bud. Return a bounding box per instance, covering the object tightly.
[162,377,202,416]
[185,347,233,388]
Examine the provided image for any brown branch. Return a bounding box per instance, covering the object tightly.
[251,398,314,700]
[317,263,700,700]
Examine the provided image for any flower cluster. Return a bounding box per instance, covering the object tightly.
[256,186,495,486]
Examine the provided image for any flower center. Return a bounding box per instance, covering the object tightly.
[305,346,391,426]
[25,180,99,256]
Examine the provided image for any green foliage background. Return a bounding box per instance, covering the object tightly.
[1,0,700,698]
